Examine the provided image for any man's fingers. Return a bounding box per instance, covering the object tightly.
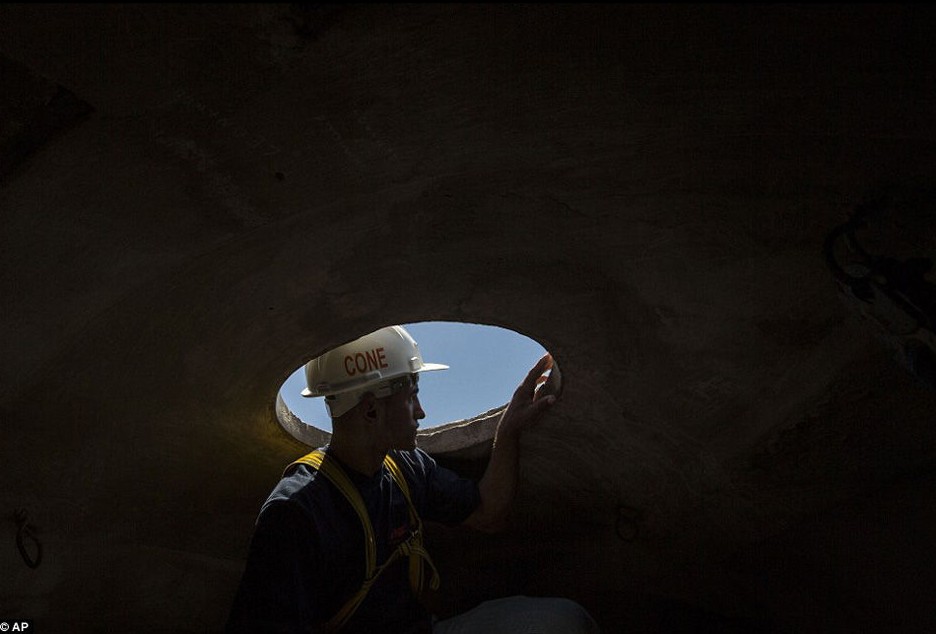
[518,354,552,394]
[502,355,560,431]
[530,393,556,415]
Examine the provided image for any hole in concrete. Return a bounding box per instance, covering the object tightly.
[275,322,551,450]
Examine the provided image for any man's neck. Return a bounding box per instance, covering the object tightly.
[328,431,387,477]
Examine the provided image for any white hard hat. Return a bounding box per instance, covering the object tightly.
[301,325,448,417]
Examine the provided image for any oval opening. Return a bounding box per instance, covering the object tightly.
[276,322,549,440]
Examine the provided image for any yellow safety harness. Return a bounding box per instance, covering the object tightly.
[286,450,441,632]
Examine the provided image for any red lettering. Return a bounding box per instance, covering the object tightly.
[365,349,379,371]
[345,349,390,376]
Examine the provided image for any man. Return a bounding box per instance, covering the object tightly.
[227,325,598,633]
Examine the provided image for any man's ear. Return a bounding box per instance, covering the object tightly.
[360,393,380,421]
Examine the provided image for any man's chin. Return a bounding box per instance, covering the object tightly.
[392,437,418,452]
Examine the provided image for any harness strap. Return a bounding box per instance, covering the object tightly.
[285,450,440,632]
[383,454,441,594]
[288,451,376,577]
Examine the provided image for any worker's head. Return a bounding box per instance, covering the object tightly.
[301,325,448,420]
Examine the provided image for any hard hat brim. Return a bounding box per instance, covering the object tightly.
[417,362,449,373]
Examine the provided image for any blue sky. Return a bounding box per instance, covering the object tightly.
[279,322,548,432]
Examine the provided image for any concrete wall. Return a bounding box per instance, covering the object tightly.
[2,5,936,631]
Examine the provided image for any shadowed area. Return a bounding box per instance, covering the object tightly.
[2,4,936,631]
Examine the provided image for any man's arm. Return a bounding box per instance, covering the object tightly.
[462,354,560,533]
[226,503,323,633]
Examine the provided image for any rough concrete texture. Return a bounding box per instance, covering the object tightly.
[2,4,936,632]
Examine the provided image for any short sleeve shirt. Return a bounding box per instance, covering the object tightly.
[226,447,481,633]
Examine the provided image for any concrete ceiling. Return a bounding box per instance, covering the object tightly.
[2,4,936,631]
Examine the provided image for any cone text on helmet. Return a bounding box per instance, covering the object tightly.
[343,348,389,376]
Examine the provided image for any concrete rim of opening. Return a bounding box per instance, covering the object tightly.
[274,322,556,456]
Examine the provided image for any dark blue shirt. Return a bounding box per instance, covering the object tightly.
[227,447,481,633]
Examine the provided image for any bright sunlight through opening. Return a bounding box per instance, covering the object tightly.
[277,322,548,433]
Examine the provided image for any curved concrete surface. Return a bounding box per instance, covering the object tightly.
[2,5,936,631]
